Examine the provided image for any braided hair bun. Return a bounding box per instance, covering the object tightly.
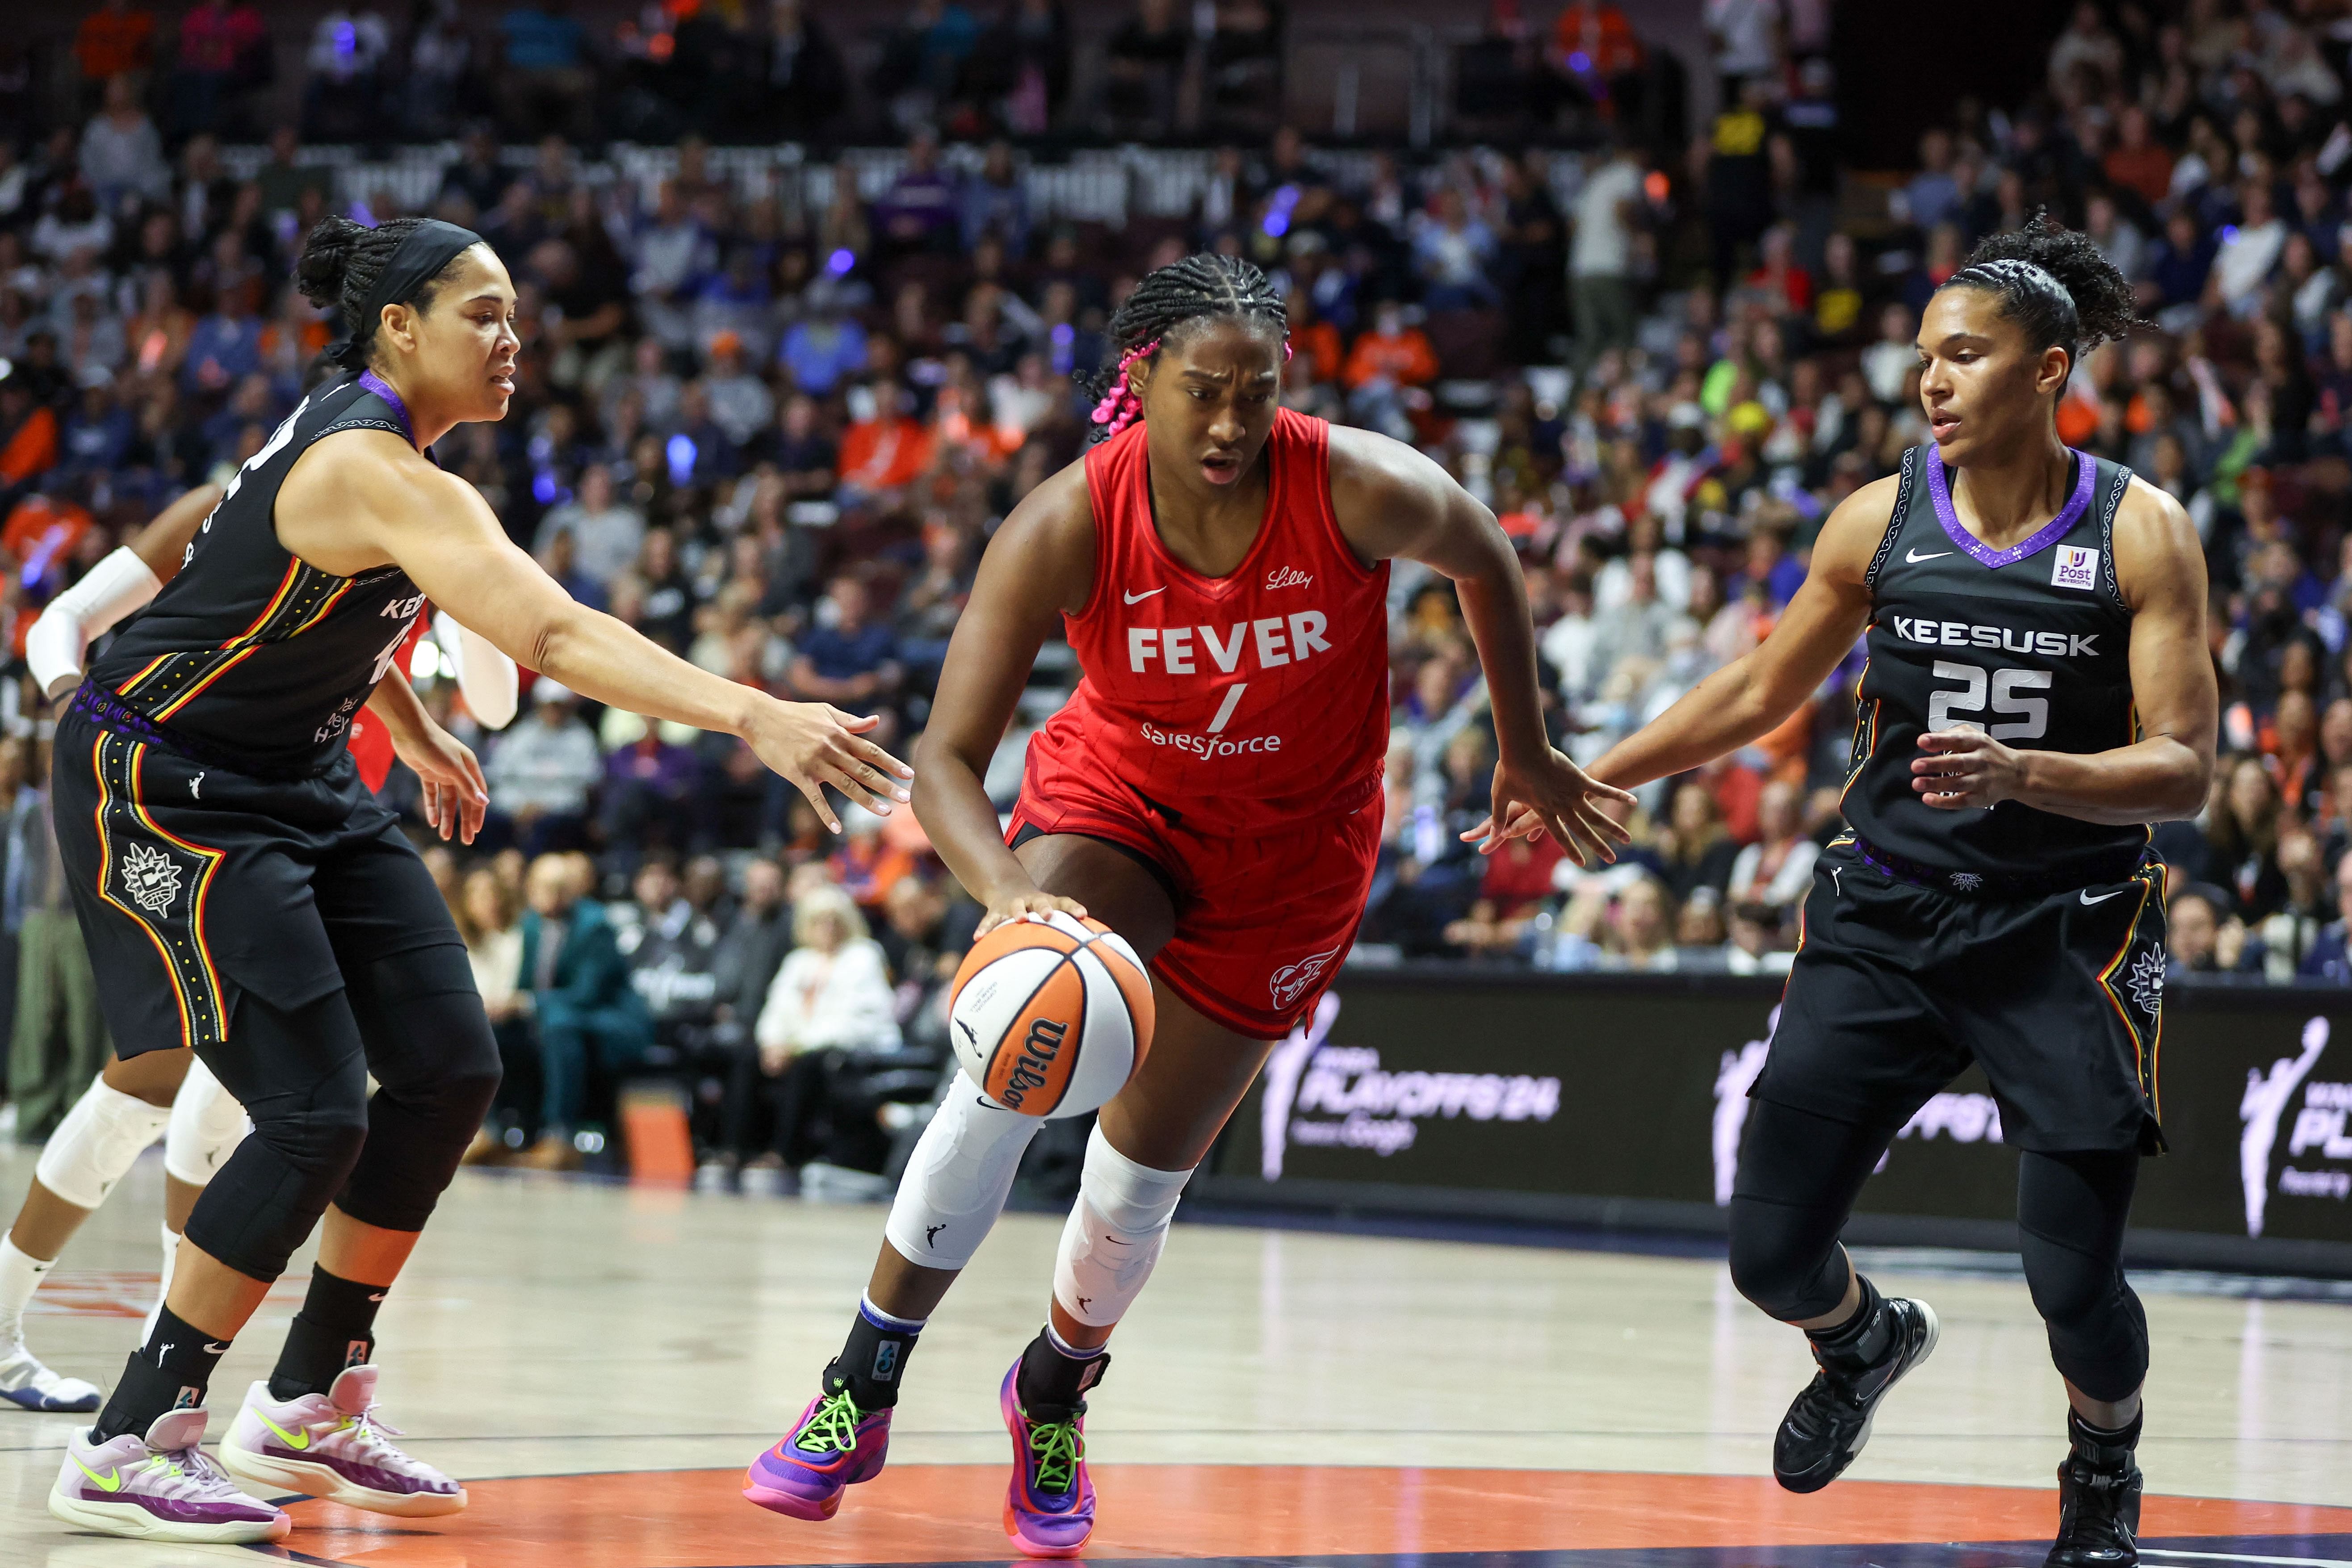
[1940,210,2148,389]
[1086,253,1289,442]
[295,215,470,369]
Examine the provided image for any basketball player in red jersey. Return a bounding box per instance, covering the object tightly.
[743,254,1633,1555]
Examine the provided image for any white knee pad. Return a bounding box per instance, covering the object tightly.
[164,1057,248,1187]
[34,1080,171,1210]
[883,1085,1046,1271]
[1052,1124,1195,1329]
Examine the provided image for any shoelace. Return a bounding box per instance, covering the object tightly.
[148,1444,245,1501]
[794,1390,864,1456]
[333,1405,411,1463]
[1026,1413,1085,1494]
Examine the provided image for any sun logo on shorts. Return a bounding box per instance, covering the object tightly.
[119,842,183,916]
[1949,871,1984,892]
[2126,948,2164,1017]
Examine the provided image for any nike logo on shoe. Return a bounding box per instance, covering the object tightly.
[1906,548,1951,562]
[2080,889,2128,905]
[71,1455,123,1492]
[256,1413,311,1451]
[1123,587,1165,604]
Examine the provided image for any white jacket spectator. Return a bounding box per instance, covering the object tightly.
[756,888,901,1063]
[80,80,172,206]
[486,688,605,819]
[2214,188,2288,314]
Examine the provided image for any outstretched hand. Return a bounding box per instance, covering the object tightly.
[1457,748,1639,866]
[745,700,914,833]
[392,718,489,845]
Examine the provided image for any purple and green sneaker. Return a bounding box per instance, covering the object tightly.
[217,1365,466,1517]
[1000,1359,1095,1558]
[47,1408,290,1543]
[744,1387,893,1520]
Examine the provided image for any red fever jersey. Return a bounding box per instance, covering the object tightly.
[344,611,436,792]
[1025,408,1390,828]
[1011,408,1391,1040]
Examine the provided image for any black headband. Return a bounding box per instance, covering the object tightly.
[330,219,484,370]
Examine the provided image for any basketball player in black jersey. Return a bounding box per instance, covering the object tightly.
[1476,216,2213,1565]
[43,216,911,1545]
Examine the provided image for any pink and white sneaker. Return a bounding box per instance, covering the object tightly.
[47,1408,290,1543]
[218,1365,465,1517]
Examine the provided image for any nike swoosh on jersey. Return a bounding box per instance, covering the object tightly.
[256,1413,311,1451]
[1123,587,1165,604]
[71,1455,123,1492]
[1906,548,1952,562]
[2080,888,2129,905]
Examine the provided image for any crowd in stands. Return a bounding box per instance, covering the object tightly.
[8,0,2352,1177]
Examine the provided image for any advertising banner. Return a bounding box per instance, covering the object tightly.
[1203,971,2352,1272]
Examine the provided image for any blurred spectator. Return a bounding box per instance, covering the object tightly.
[1571,138,1644,370]
[1726,780,1818,921]
[487,683,603,854]
[2204,755,2289,923]
[616,855,725,1055]
[455,867,532,1157]
[80,76,170,210]
[501,1,595,141]
[743,883,901,1177]
[535,463,646,589]
[789,574,902,714]
[514,852,651,1168]
[75,2,158,94]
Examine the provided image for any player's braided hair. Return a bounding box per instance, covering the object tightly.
[1939,209,2147,394]
[297,216,471,370]
[1086,253,1290,442]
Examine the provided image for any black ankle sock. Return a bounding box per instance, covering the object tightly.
[267,1266,384,1400]
[1806,1275,1891,1366]
[1014,1326,1109,1419]
[92,1307,230,1443]
[2068,1408,2143,1463]
[826,1298,923,1410]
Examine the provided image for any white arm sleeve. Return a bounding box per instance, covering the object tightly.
[26,547,164,695]
[436,609,520,729]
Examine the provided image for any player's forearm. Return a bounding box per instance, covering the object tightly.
[1590,655,1798,788]
[1452,550,1550,767]
[530,604,762,738]
[910,731,1033,906]
[2010,736,2210,824]
[364,669,432,743]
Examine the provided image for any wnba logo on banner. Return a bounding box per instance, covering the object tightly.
[2241,1015,2352,1237]
[1257,994,1561,1179]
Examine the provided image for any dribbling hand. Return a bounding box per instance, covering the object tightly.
[746,699,914,834]
[1459,749,1639,867]
[975,890,1089,940]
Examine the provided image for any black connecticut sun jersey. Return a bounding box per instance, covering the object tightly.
[90,374,428,776]
[1843,443,2147,889]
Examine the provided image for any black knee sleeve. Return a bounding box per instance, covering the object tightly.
[1728,1100,1897,1322]
[335,945,502,1233]
[2019,1148,2147,1401]
[185,992,371,1282]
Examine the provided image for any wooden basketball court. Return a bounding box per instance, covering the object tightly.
[2,1148,2347,1565]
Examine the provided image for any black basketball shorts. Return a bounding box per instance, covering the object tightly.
[51,706,463,1059]
[1753,835,2168,1155]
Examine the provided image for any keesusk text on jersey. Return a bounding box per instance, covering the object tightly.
[1888,616,2100,658]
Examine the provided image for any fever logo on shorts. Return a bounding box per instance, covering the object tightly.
[119,842,182,915]
[1269,945,1343,1010]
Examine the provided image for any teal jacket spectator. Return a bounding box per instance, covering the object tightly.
[517,859,652,1153]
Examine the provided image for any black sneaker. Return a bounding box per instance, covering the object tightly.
[2046,1413,2142,1566]
[1771,1295,1940,1493]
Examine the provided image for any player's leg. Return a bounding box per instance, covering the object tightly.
[744,834,1174,1523]
[1727,1099,1942,1493]
[2018,1147,2148,1567]
[214,838,499,1518]
[55,988,367,1545]
[147,1055,247,1337]
[0,1048,188,1412]
[1001,984,1268,1557]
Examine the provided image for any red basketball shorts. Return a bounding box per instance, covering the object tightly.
[1008,769,1381,1040]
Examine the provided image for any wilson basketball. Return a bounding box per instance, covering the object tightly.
[947,912,1154,1119]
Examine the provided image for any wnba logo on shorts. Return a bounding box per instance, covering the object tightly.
[1270,946,1343,1009]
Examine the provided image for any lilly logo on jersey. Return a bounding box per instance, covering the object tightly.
[1266,566,1313,590]
[1888,616,2100,658]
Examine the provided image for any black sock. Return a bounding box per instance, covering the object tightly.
[2068,1407,2143,1465]
[825,1296,924,1411]
[1014,1325,1109,1420]
[268,1266,385,1400]
[1806,1274,1892,1367]
[92,1307,230,1443]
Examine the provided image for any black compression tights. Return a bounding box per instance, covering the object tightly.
[1727,1100,2149,1401]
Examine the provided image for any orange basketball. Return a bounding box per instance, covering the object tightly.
[947,911,1154,1118]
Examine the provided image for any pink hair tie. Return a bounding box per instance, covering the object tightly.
[1094,338,1160,435]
